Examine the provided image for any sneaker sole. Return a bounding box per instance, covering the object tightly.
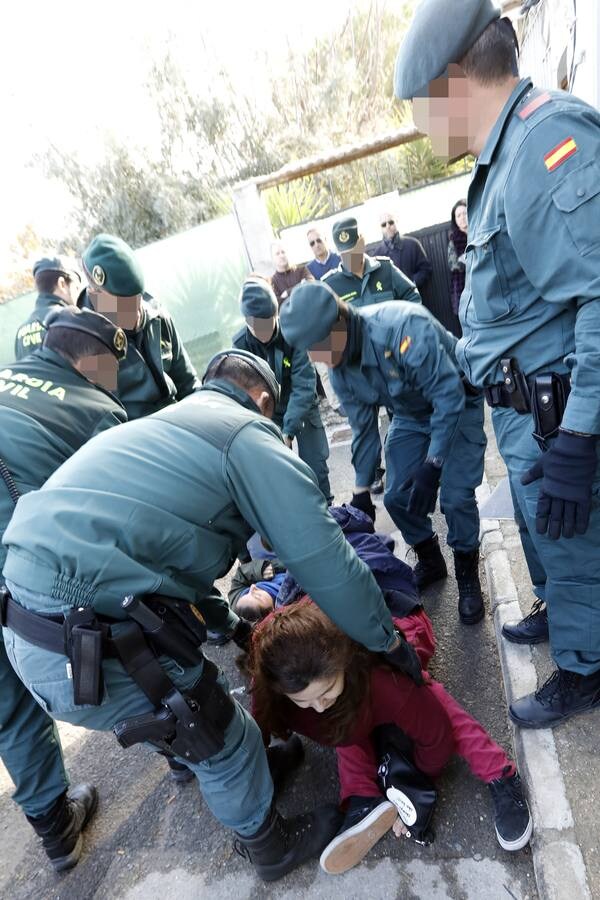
[319,802,397,875]
[495,810,533,851]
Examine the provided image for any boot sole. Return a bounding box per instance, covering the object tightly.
[50,790,99,873]
[509,698,600,730]
[501,628,549,645]
[319,802,397,875]
[495,811,533,851]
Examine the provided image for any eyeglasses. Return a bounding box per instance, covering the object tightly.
[381,220,395,228]
[309,238,323,247]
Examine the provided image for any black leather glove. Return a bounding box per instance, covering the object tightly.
[351,490,376,522]
[384,629,424,686]
[400,461,442,517]
[521,430,598,539]
[231,618,254,653]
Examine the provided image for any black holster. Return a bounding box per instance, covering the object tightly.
[530,372,570,451]
[64,608,105,706]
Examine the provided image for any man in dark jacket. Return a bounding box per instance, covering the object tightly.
[372,211,433,291]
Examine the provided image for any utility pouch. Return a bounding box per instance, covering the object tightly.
[114,705,177,751]
[530,372,570,451]
[500,357,531,414]
[65,608,104,706]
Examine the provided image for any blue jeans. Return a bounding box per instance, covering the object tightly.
[3,580,274,836]
[383,396,486,551]
[0,630,69,817]
[492,407,600,675]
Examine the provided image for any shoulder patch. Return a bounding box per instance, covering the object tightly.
[400,336,412,355]
[518,89,551,120]
[544,137,577,172]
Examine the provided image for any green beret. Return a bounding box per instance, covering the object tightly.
[33,256,81,282]
[394,0,501,99]
[202,348,281,406]
[82,234,145,297]
[240,278,277,319]
[44,307,128,361]
[279,282,339,352]
[332,217,360,252]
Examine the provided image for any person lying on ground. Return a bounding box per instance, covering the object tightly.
[248,600,532,875]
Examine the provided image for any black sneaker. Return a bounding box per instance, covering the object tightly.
[235,803,342,882]
[488,768,532,851]
[27,784,99,872]
[412,534,448,591]
[509,666,600,729]
[319,796,397,875]
[502,599,548,645]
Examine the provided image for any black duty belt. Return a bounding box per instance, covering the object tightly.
[484,359,570,414]
[1,591,120,658]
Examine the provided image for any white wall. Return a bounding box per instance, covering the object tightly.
[280,172,472,265]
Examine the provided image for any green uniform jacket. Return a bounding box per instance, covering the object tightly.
[2,383,396,651]
[0,347,127,569]
[118,300,200,420]
[232,324,317,438]
[457,78,600,433]
[14,293,70,360]
[228,559,286,611]
[330,302,466,487]
[322,256,421,308]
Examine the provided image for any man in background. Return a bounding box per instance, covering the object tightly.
[306,228,341,280]
[270,240,313,306]
[372,212,432,291]
[14,257,82,359]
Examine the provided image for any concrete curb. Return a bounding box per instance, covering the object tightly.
[480,476,592,900]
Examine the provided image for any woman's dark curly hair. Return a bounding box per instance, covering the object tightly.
[247,600,381,745]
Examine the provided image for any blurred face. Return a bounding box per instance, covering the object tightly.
[412,65,473,162]
[87,286,142,330]
[340,236,366,276]
[380,214,397,240]
[272,243,289,273]
[286,671,345,713]
[77,352,119,392]
[308,319,348,368]
[247,584,275,613]
[454,204,468,233]
[308,230,327,259]
[247,315,277,343]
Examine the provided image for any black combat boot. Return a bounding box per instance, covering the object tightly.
[509,666,600,728]
[27,784,99,872]
[412,534,447,591]
[234,802,343,882]
[266,734,304,795]
[453,548,485,625]
[502,599,548,644]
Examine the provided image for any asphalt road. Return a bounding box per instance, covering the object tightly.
[0,437,537,900]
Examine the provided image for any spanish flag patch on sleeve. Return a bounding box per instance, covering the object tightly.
[544,137,577,172]
[400,336,412,355]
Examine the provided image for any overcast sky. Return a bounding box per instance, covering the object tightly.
[1,0,404,273]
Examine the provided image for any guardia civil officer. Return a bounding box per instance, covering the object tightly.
[394,0,600,726]
[280,281,487,625]
[1,349,422,882]
[82,233,200,419]
[322,217,422,308]
[232,275,332,503]
[14,256,82,359]
[0,306,127,871]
